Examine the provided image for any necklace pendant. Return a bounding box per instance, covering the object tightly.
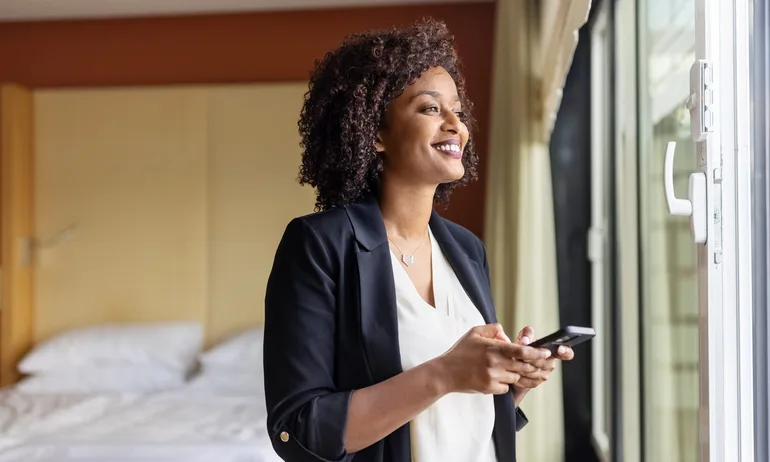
[402,254,415,267]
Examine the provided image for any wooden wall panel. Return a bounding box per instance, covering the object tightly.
[0,3,495,237]
[206,83,317,344]
[0,84,35,386]
[31,83,317,347]
[33,87,209,342]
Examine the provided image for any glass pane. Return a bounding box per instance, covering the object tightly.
[639,0,699,461]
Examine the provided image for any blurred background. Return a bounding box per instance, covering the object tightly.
[0,0,767,461]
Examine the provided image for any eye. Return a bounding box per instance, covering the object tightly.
[422,106,440,114]
[454,110,466,119]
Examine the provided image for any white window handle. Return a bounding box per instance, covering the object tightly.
[664,142,693,215]
[663,141,708,244]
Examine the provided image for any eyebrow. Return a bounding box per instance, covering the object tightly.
[410,90,461,103]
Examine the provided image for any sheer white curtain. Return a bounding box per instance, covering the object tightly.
[484,1,564,460]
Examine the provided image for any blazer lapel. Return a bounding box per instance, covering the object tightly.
[345,196,404,384]
[430,213,516,462]
[346,199,506,461]
[346,196,412,461]
[346,202,498,378]
[429,212,498,325]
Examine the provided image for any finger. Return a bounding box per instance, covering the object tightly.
[498,356,537,374]
[496,370,521,386]
[557,346,575,360]
[516,326,535,345]
[494,329,512,344]
[475,323,510,341]
[516,376,545,389]
[518,368,551,381]
[497,343,551,360]
[523,357,557,371]
[491,383,512,395]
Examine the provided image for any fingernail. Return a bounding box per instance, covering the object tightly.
[544,350,552,358]
[521,336,531,345]
[558,346,566,355]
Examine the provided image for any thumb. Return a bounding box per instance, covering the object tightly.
[517,326,535,345]
[477,323,511,343]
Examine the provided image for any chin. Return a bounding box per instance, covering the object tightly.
[440,166,466,183]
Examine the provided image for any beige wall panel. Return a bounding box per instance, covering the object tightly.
[206,83,315,344]
[33,87,209,342]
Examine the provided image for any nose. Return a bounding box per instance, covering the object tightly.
[442,110,462,134]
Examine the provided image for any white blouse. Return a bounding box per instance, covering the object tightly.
[390,226,498,462]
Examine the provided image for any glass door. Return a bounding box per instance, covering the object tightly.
[589,3,612,461]
[638,0,756,460]
[638,1,699,460]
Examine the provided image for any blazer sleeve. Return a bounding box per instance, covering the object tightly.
[478,237,530,433]
[263,217,354,462]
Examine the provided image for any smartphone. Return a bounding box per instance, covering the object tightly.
[528,326,595,354]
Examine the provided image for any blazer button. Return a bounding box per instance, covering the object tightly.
[280,431,290,443]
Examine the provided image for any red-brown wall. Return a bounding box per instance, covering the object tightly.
[0,2,496,238]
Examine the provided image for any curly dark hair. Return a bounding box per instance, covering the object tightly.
[297,17,479,211]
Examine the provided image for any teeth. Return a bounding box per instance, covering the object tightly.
[436,144,461,152]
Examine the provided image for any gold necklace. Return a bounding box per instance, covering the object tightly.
[388,232,427,267]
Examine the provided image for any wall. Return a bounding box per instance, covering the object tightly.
[0,3,495,237]
[33,83,316,345]
[205,84,317,342]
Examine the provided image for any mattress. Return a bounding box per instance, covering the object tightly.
[0,389,280,462]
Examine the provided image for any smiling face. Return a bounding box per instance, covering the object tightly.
[375,67,470,188]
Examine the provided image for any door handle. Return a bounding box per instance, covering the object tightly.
[663,141,707,244]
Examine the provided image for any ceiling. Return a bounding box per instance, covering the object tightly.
[0,0,492,21]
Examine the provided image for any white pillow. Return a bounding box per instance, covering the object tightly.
[199,327,264,369]
[18,322,204,375]
[16,365,186,394]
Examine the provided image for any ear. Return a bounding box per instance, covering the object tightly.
[374,132,386,153]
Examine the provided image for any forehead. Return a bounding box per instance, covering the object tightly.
[401,67,459,100]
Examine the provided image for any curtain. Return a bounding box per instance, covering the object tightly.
[484,1,565,460]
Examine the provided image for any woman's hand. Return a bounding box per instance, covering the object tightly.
[510,326,575,405]
[434,324,552,395]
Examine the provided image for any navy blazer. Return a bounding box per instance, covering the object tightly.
[263,195,527,462]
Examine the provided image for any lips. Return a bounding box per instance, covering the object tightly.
[432,139,463,159]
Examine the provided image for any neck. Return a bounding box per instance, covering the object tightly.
[378,175,436,240]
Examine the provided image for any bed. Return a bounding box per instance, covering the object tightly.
[0,324,280,462]
[0,389,278,462]
[0,82,304,461]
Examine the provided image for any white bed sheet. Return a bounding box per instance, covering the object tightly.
[0,389,281,462]
[0,387,144,453]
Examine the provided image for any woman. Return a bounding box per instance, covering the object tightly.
[264,18,574,462]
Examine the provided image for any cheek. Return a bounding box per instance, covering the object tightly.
[458,127,471,152]
[414,120,440,143]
